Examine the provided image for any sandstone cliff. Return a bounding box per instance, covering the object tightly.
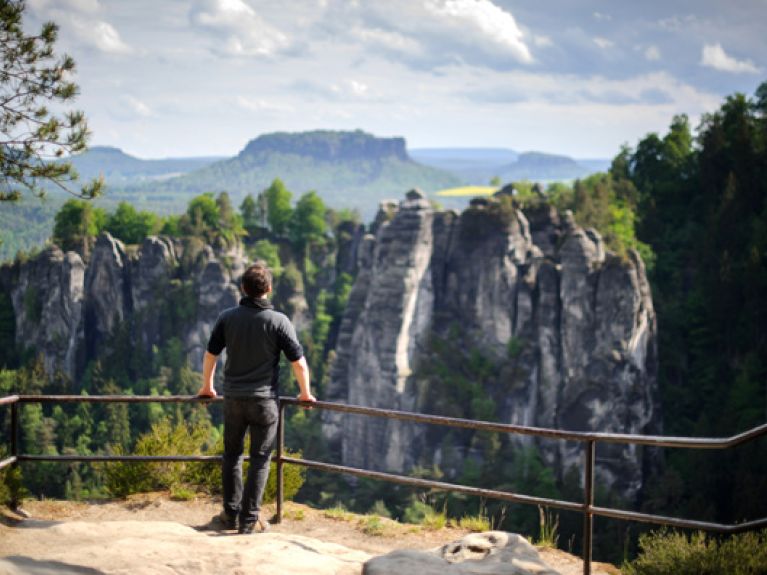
[0,233,249,380]
[325,191,659,499]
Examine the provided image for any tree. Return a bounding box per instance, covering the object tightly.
[104,202,159,245]
[262,178,292,236]
[0,0,103,201]
[52,198,106,255]
[240,193,261,232]
[289,190,327,250]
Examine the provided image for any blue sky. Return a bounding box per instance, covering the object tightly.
[25,0,766,159]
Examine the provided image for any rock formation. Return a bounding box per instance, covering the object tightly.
[6,246,85,377]
[364,532,559,575]
[240,130,410,163]
[325,191,658,499]
[0,232,251,380]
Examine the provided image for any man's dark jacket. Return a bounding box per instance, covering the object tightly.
[206,297,303,398]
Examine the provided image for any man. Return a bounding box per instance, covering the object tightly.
[197,263,316,534]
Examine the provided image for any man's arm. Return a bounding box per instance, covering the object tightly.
[197,351,219,398]
[291,356,316,403]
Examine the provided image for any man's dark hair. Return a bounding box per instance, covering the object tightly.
[241,263,273,298]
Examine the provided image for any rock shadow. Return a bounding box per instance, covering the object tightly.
[0,556,106,574]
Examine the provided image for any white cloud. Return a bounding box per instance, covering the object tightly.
[89,21,132,54]
[327,0,534,70]
[644,45,661,61]
[593,11,611,21]
[28,0,132,54]
[28,0,99,13]
[351,27,422,57]
[657,15,697,32]
[532,35,553,48]
[125,96,152,117]
[290,78,375,102]
[428,0,532,64]
[700,43,760,74]
[236,96,294,113]
[461,70,720,113]
[349,80,368,96]
[593,37,613,50]
[108,95,152,122]
[190,0,290,57]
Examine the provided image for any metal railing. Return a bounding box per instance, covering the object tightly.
[2,393,767,575]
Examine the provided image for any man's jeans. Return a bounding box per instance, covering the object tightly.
[222,396,279,526]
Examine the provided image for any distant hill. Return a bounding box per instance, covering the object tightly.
[136,130,461,217]
[497,151,591,181]
[68,146,223,184]
[576,158,612,173]
[410,147,518,184]
[411,148,610,185]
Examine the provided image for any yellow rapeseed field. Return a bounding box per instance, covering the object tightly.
[435,186,499,197]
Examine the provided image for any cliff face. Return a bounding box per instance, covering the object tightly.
[1,233,248,380]
[240,130,410,163]
[8,246,85,377]
[325,191,658,498]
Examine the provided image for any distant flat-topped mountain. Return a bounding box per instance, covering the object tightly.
[240,130,410,162]
[139,130,460,217]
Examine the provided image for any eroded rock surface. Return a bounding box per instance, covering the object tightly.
[327,192,659,498]
[364,531,559,575]
[0,233,250,380]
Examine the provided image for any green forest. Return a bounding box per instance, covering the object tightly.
[1,83,766,565]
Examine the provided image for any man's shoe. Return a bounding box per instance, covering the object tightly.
[238,522,256,535]
[217,511,237,530]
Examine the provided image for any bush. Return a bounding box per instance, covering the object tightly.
[103,418,212,497]
[0,449,26,507]
[103,417,305,503]
[197,432,305,504]
[623,529,767,575]
[369,499,392,518]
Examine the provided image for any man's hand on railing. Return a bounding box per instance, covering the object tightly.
[198,351,218,399]
[297,391,317,409]
[196,385,218,399]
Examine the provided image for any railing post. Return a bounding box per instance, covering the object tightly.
[10,401,19,508]
[275,399,285,524]
[10,401,18,458]
[583,440,595,575]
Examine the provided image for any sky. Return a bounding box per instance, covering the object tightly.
[24,0,767,160]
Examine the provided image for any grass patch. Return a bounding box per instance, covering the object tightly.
[535,506,560,549]
[623,529,767,575]
[421,509,447,530]
[360,515,386,536]
[458,514,491,532]
[323,505,355,522]
[169,486,195,501]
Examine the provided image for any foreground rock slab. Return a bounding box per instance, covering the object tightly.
[364,531,560,575]
[0,519,370,574]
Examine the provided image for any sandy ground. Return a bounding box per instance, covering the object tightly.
[0,494,620,575]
